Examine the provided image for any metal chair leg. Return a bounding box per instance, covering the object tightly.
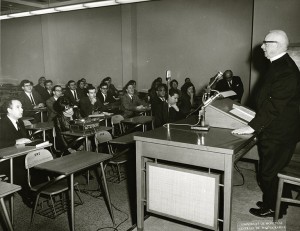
[0,197,14,231]
[274,178,284,222]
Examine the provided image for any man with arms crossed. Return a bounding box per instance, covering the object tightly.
[232,30,300,218]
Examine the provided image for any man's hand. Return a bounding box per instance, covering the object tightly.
[232,126,255,135]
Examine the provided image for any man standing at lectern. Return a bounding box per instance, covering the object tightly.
[232,30,300,218]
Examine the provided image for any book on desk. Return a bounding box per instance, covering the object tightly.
[25,140,49,148]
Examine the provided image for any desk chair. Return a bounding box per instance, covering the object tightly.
[274,160,300,221]
[111,114,125,137]
[95,131,129,183]
[25,149,83,223]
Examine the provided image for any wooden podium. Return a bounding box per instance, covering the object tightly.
[205,98,258,160]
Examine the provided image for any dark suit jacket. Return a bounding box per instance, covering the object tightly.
[18,90,44,110]
[46,96,57,122]
[96,91,116,104]
[215,76,244,102]
[249,53,300,143]
[154,102,184,128]
[121,94,147,118]
[0,115,29,148]
[79,97,105,118]
[64,88,81,106]
[151,95,165,116]
[34,84,50,102]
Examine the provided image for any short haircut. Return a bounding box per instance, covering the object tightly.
[156,83,167,91]
[77,79,84,87]
[185,77,190,82]
[53,96,71,113]
[170,79,178,86]
[67,80,76,87]
[99,82,108,89]
[124,81,134,90]
[52,85,62,92]
[20,79,33,87]
[169,88,179,97]
[102,77,111,83]
[2,97,20,113]
[86,85,96,92]
[44,80,53,85]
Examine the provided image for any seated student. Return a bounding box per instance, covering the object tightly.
[179,82,198,117]
[154,88,184,128]
[96,82,116,108]
[77,79,88,99]
[148,78,162,105]
[102,76,119,100]
[79,85,105,118]
[64,80,81,106]
[53,96,85,155]
[215,70,244,103]
[18,79,45,122]
[46,85,63,122]
[44,79,53,101]
[151,83,167,116]
[121,81,149,118]
[0,98,36,207]
[34,76,49,102]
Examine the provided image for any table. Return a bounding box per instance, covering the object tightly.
[0,182,21,231]
[0,144,52,224]
[109,131,142,145]
[25,107,47,122]
[62,126,112,151]
[25,121,54,141]
[89,113,114,126]
[134,117,256,231]
[34,151,115,231]
[122,116,153,132]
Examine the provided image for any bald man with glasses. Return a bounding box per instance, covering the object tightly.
[232,30,300,219]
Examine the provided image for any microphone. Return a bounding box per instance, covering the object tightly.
[166,70,171,81]
[208,71,223,88]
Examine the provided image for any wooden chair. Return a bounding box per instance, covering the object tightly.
[25,149,83,223]
[95,131,129,183]
[274,160,300,221]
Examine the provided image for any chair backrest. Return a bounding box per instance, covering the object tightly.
[95,131,113,144]
[111,115,125,136]
[23,120,32,126]
[25,149,53,170]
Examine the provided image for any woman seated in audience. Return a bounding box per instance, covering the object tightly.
[179,81,198,117]
[121,80,149,118]
[148,78,162,105]
[53,96,85,155]
[154,88,184,128]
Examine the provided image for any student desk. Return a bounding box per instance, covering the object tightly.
[0,182,21,231]
[134,119,256,231]
[34,151,114,231]
[62,126,112,151]
[122,116,153,132]
[0,144,52,224]
[25,121,54,141]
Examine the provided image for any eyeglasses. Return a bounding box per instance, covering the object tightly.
[55,89,62,92]
[262,40,278,45]
[24,84,32,87]
[101,87,108,90]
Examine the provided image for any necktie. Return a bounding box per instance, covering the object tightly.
[29,94,35,105]
[131,96,133,103]
[16,121,20,131]
[73,90,78,100]
[228,81,232,88]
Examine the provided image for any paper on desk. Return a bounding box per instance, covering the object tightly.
[89,113,105,118]
[219,90,236,98]
[230,104,256,122]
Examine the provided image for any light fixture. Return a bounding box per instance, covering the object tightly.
[0,0,152,20]
[56,4,86,12]
[31,8,59,15]
[84,0,118,8]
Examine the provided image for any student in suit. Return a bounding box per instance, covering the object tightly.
[232,30,300,218]
[215,70,244,102]
[77,79,88,99]
[64,80,81,106]
[79,85,105,118]
[154,88,184,128]
[46,85,63,122]
[44,79,53,101]
[34,76,49,102]
[151,83,167,118]
[18,79,45,122]
[102,76,119,100]
[97,82,116,105]
[121,81,149,118]
[0,98,35,207]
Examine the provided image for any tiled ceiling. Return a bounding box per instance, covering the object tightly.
[1,0,106,15]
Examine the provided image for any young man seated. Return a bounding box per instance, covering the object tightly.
[121,81,149,118]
